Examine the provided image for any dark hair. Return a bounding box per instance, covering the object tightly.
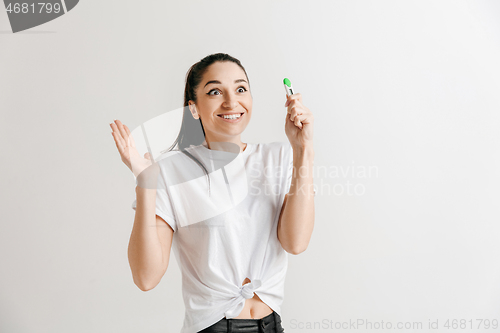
[161,53,250,196]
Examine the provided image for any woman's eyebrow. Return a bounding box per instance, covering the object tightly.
[204,79,248,88]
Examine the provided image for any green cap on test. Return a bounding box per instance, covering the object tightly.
[283,78,292,87]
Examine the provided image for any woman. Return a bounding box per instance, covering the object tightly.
[110,53,315,333]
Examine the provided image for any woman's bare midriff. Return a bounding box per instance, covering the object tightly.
[224,277,274,319]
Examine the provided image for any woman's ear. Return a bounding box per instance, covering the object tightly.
[188,101,200,120]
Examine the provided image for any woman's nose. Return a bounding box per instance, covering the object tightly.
[222,94,238,109]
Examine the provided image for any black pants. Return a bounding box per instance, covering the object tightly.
[198,311,285,333]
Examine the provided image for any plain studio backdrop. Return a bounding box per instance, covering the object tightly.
[1,0,500,332]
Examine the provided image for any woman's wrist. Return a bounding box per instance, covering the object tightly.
[135,163,160,189]
[292,144,315,159]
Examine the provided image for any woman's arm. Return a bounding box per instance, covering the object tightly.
[128,185,174,291]
[277,146,315,255]
[110,119,174,291]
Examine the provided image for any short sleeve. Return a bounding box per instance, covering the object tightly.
[131,170,178,232]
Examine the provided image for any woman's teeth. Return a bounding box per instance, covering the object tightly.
[220,113,242,119]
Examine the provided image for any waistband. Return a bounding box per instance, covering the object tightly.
[199,311,283,333]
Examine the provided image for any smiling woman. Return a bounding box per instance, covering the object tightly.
[187,60,253,151]
[111,53,315,333]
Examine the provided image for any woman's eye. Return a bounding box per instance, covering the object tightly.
[208,87,247,95]
[208,89,221,96]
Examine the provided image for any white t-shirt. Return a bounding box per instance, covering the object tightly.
[132,141,294,333]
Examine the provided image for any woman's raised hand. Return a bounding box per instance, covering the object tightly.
[284,93,314,150]
[110,119,153,178]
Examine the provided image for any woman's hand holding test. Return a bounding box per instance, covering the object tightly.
[284,93,314,150]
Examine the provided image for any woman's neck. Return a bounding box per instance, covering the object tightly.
[203,139,247,153]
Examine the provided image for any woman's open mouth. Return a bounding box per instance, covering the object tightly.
[217,113,244,123]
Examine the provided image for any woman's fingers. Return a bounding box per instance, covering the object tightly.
[287,99,304,115]
[292,112,302,128]
[289,106,300,120]
[110,120,134,161]
[110,123,123,150]
[114,120,130,146]
[286,99,313,129]
[110,119,153,177]
[110,122,126,153]
[294,114,305,129]
[123,124,136,148]
[286,107,303,128]
[111,131,124,155]
[285,92,302,107]
[289,106,306,125]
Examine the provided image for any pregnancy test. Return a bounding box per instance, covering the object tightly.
[283,78,302,128]
[283,78,294,96]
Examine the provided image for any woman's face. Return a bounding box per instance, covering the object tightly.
[189,61,252,142]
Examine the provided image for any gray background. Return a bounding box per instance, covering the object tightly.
[1,0,500,332]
